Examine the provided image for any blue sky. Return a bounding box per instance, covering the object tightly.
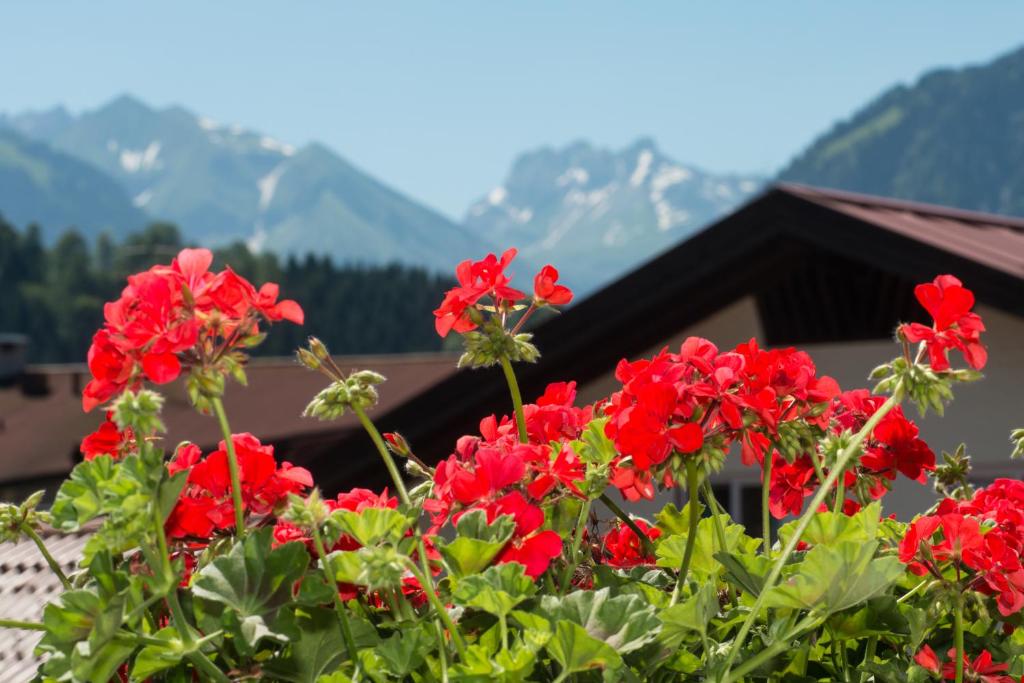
[2,2,1023,218]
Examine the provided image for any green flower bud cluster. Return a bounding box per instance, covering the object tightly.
[0,490,49,543]
[113,389,166,435]
[775,419,820,463]
[303,370,387,420]
[932,444,974,501]
[872,357,979,417]
[457,320,540,369]
[1011,428,1024,460]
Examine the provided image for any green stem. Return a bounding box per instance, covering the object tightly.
[499,355,529,444]
[669,460,702,606]
[719,387,902,681]
[762,451,773,555]
[404,559,468,658]
[599,493,656,556]
[311,521,358,662]
[211,396,246,536]
[859,636,878,683]
[22,525,71,590]
[0,618,45,631]
[152,501,196,649]
[953,592,965,683]
[354,404,410,505]
[702,479,737,607]
[897,577,935,604]
[833,472,846,515]
[724,614,822,683]
[186,651,232,683]
[560,499,592,593]
[354,404,466,659]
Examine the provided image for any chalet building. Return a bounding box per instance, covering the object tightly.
[1,183,1022,672]
[300,183,1024,531]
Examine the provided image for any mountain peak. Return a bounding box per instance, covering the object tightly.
[98,93,155,119]
[466,138,762,293]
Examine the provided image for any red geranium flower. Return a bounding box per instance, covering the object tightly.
[900,275,987,371]
[433,248,525,337]
[533,265,573,306]
[602,519,660,568]
[80,412,135,460]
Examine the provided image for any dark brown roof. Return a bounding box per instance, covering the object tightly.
[0,353,458,488]
[306,183,1024,492]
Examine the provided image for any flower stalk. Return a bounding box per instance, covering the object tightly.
[211,396,246,536]
[669,459,702,606]
[719,383,903,680]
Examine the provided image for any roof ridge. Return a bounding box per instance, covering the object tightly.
[776,182,1024,232]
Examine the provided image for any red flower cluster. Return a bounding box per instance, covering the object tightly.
[82,248,303,411]
[915,645,1018,683]
[600,519,661,568]
[433,248,572,337]
[165,434,312,539]
[80,412,135,461]
[901,275,987,371]
[901,479,1024,616]
[603,337,839,503]
[424,381,592,576]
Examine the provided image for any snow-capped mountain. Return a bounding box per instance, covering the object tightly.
[3,96,491,271]
[465,139,762,293]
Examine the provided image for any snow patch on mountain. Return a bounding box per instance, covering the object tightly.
[117,141,162,173]
[257,163,287,211]
[133,189,154,207]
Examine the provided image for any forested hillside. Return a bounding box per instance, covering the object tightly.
[0,218,453,363]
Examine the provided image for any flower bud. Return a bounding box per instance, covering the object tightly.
[308,336,330,361]
[296,347,320,371]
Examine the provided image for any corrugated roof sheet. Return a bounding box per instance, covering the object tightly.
[0,527,90,682]
[781,183,1024,279]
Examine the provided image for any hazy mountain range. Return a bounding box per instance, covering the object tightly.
[3,43,1023,290]
[465,138,761,290]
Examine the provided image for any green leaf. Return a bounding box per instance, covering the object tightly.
[659,582,718,648]
[331,507,410,547]
[131,627,186,679]
[541,588,660,655]
[777,502,881,548]
[359,627,431,681]
[263,608,352,683]
[51,455,122,529]
[656,511,760,580]
[546,621,623,677]
[762,540,903,615]
[827,596,910,640]
[192,528,308,642]
[453,562,537,618]
[437,510,516,578]
[715,551,772,597]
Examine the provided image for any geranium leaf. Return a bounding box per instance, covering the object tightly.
[715,551,772,597]
[437,510,516,578]
[777,502,881,548]
[192,528,308,622]
[656,512,760,580]
[762,540,903,615]
[541,588,660,654]
[659,581,719,648]
[545,620,623,677]
[131,627,185,679]
[263,607,355,682]
[453,562,537,618]
[331,507,410,547]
